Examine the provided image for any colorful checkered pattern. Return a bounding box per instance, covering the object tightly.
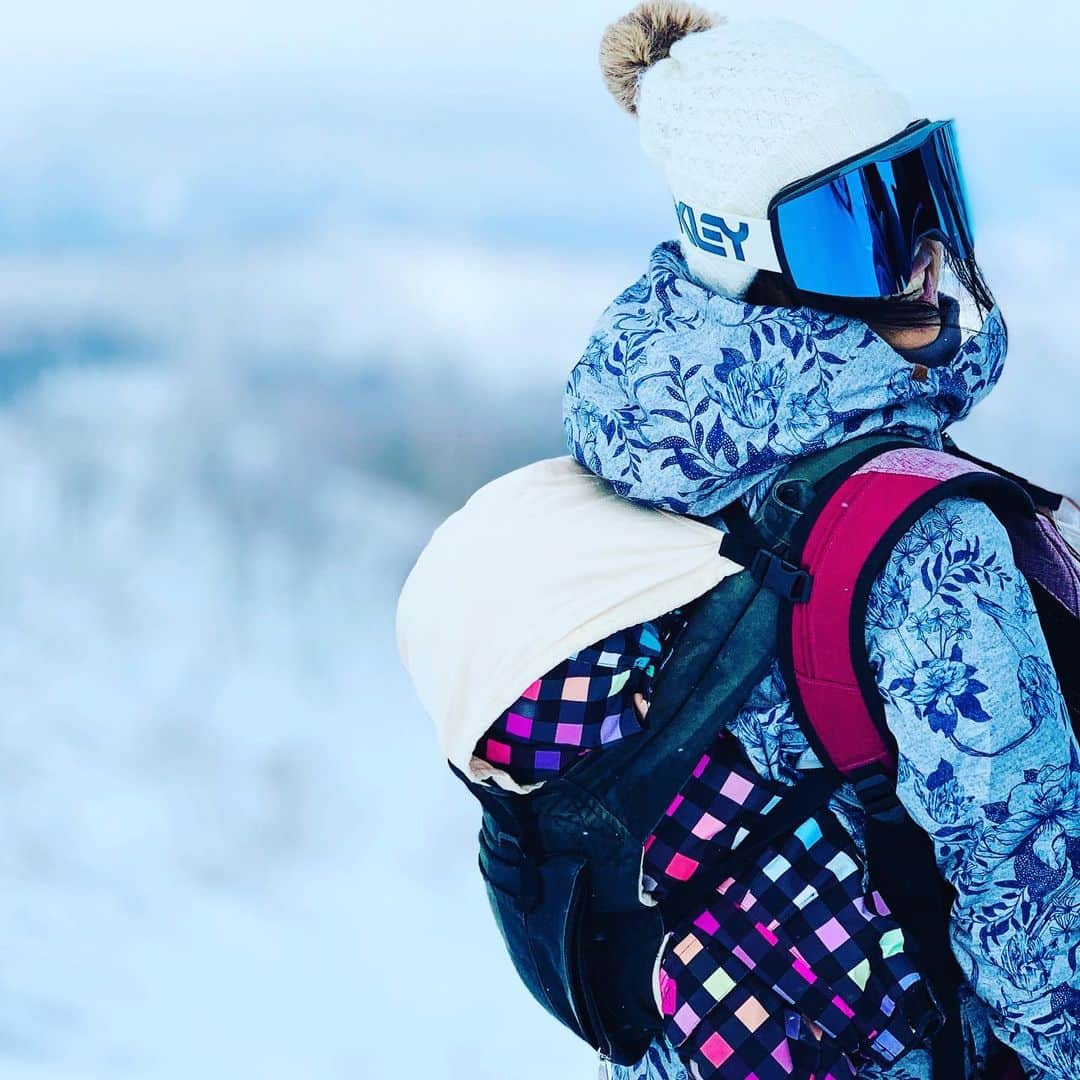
[677,995,857,1080]
[475,621,937,1079]
[650,741,934,1077]
[479,615,684,781]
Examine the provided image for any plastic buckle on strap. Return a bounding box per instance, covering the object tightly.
[904,981,947,1044]
[749,549,814,603]
[854,771,906,824]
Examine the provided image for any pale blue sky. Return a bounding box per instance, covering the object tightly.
[0,0,1075,257]
[2,1,1078,102]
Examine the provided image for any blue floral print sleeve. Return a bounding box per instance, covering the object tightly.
[868,496,1080,1079]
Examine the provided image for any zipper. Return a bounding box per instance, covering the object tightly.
[597,1053,613,1080]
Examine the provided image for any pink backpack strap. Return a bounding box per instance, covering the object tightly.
[781,446,1034,780]
[774,444,1036,1080]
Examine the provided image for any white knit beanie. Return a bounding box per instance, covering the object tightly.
[600,2,916,298]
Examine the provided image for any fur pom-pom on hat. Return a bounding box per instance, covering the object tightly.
[600,1,717,114]
[597,4,913,298]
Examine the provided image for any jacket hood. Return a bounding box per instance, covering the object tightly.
[563,242,1006,515]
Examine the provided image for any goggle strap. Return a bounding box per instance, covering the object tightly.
[673,200,782,274]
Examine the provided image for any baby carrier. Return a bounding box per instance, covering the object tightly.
[411,433,1079,1076]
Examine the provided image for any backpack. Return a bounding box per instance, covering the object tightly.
[451,433,1079,1076]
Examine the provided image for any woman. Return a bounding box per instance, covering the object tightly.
[473,4,1078,1078]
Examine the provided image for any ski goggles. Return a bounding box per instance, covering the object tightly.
[674,119,975,299]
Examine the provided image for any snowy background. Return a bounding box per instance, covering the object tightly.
[0,1,1076,1077]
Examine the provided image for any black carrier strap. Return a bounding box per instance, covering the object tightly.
[451,763,541,912]
[854,769,963,1071]
[943,432,1064,511]
[583,572,782,847]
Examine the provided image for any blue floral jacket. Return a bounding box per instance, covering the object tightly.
[565,244,1078,1079]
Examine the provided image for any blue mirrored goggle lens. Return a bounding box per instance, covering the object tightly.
[774,123,974,299]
